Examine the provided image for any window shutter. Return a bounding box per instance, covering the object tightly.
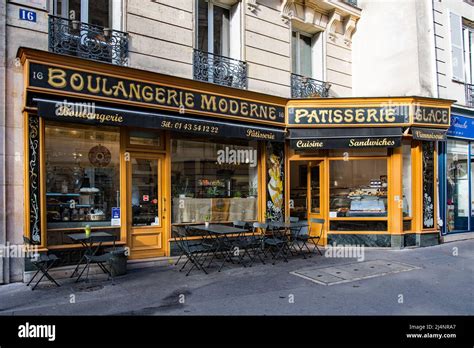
[449,12,465,82]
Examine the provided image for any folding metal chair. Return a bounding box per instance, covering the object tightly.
[75,234,117,283]
[296,218,324,256]
[24,237,60,290]
[173,226,205,267]
[250,222,267,266]
[232,221,256,267]
[260,222,288,265]
[173,226,212,276]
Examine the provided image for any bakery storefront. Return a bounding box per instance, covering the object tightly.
[20,48,286,262]
[20,48,455,264]
[286,98,452,247]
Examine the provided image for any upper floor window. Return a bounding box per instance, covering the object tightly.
[449,13,474,83]
[463,25,474,84]
[193,0,246,88]
[197,0,230,56]
[291,30,324,80]
[52,0,111,27]
[48,0,128,65]
[292,31,312,77]
[290,29,328,98]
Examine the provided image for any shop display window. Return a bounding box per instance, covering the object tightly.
[170,137,259,234]
[45,123,120,245]
[447,140,469,231]
[402,143,413,220]
[329,159,388,220]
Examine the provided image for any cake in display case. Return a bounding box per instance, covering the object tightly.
[331,178,388,217]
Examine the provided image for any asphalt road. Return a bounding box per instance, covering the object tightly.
[0,239,473,315]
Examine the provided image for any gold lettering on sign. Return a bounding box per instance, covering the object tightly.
[230,100,239,114]
[70,73,84,91]
[101,78,113,96]
[269,107,277,120]
[291,107,403,124]
[241,102,249,116]
[38,64,284,124]
[349,138,396,147]
[294,109,308,124]
[87,76,101,94]
[185,93,195,108]
[112,81,128,98]
[155,88,166,104]
[142,86,153,102]
[219,99,228,113]
[129,83,141,101]
[296,140,324,148]
[414,130,445,140]
[246,129,275,140]
[201,95,217,112]
[48,68,67,88]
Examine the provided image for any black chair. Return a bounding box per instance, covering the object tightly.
[75,234,117,283]
[232,221,256,266]
[296,218,324,256]
[250,222,267,265]
[258,222,288,265]
[173,226,204,267]
[24,237,60,290]
[173,226,212,276]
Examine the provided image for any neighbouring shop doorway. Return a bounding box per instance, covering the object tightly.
[289,160,326,245]
[127,153,167,259]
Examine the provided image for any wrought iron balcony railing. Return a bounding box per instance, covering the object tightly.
[193,49,248,89]
[466,83,474,108]
[291,73,330,98]
[48,15,129,65]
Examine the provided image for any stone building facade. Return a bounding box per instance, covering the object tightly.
[1,0,362,283]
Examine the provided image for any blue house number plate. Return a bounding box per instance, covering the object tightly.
[19,9,37,22]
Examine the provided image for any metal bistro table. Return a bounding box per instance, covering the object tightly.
[192,224,248,272]
[267,221,309,257]
[68,231,115,280]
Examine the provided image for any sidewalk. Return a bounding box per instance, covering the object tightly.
[0,239,473,315]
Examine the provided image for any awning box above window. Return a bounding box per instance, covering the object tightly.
[288,127,403,149]
[35,98,286,142]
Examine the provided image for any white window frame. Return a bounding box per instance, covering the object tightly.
[196,0,241,59]
[292,30,324,80]
[449,11,465,82]
[292,31,312,76]
[463,25,474,84]
[50,0,120,29]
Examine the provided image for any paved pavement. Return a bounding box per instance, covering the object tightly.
[0,239,473,315]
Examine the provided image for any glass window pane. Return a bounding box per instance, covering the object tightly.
[171,138,259,235]
[291,31,298,73]
[131,159,159,226]
[213,5,230,56]
[402,143,412,217]
[197,0,209,52]
[69,0,81,20]
[447,140,469,231]
[310,165,320,213]
[89,0,109,27]
[289,161,308,221]
[45,123,120,244]
[129,130,161,147]
[300,34,312,77]
[330,159,388,221]
[471,142,474,228]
